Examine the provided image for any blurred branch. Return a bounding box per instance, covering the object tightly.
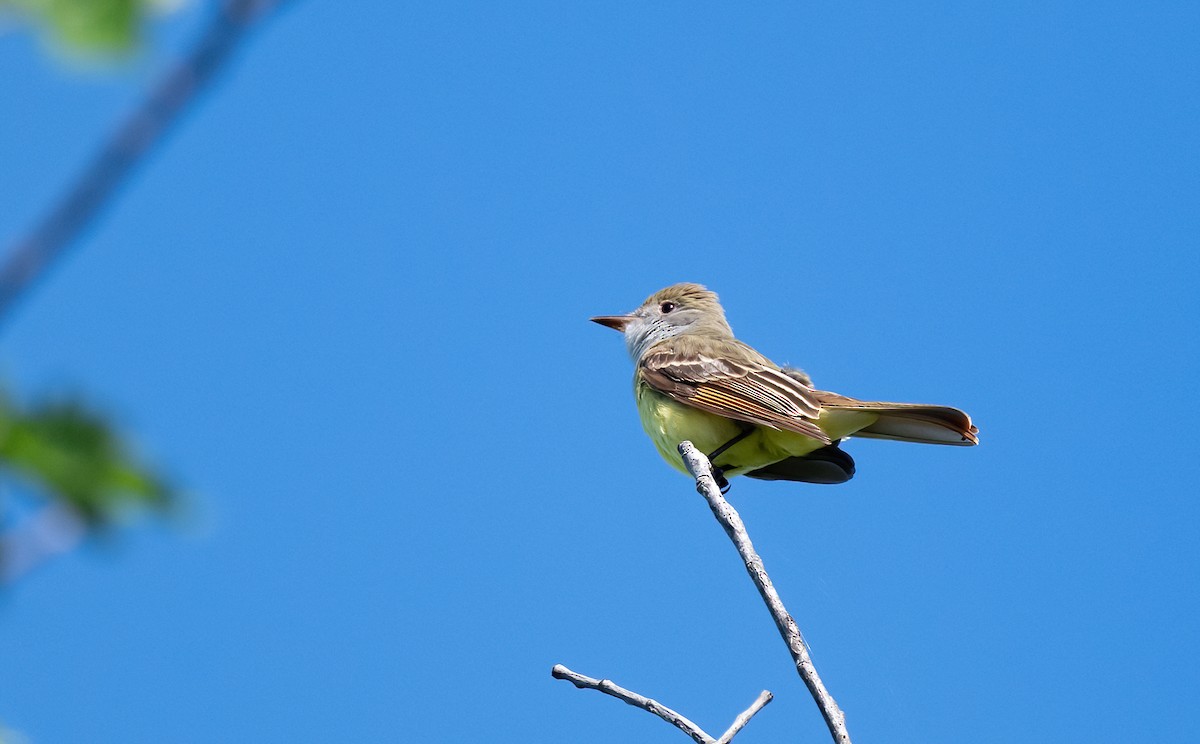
[678,441,852,744]
[551,664,771,744]
[0,0,292,329]
[0,719,32,744]
[0,501,86,584]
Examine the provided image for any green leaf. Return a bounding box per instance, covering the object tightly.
[0,392,176,526]
[2,0,150,55]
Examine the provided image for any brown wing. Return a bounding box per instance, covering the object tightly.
[640,343,831,445]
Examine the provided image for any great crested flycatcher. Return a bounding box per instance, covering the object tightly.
[592,283,978,489]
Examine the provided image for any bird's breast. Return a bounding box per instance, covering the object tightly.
[632,379,813,476]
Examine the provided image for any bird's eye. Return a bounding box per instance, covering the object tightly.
[660,302,676,314]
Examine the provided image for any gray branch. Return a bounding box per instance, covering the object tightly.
[551,664,771,744]
[713,689,774,744]
[678,440,852,744]
[0,0,292,329]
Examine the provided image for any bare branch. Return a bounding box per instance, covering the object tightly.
[551,664,771,744]
[551,664,713,743]
[0,0,293,329]
[678,441,853,744]
[714,689,773,744]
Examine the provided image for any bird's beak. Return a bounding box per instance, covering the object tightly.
[590,314,633,332]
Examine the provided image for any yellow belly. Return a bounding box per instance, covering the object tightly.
[634,381,876,477]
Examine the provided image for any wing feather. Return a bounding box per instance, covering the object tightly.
[640,346,831,445]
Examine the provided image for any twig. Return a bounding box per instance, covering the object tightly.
[551,664,771,744]
[0,0,292,329]
[551,665,710,744]
[678,440,852,744]
[713,689,774,744]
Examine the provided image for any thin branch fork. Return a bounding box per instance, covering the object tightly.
[551,664,771,744]
[678,441,852,744]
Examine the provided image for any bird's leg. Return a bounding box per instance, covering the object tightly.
[712,468,731,494]
[707,425,753,463]
[706,425,753,494]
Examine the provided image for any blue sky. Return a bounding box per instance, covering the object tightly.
[1,1,1197,742]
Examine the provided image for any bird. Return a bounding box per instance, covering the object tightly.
[591,283,978,491]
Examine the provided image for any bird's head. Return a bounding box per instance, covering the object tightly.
[591,283,734,361]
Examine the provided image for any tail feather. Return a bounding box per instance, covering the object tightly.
[745,442,856,484]
[813,390,979,446]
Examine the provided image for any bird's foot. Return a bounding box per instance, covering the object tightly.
[712,467,731,494]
